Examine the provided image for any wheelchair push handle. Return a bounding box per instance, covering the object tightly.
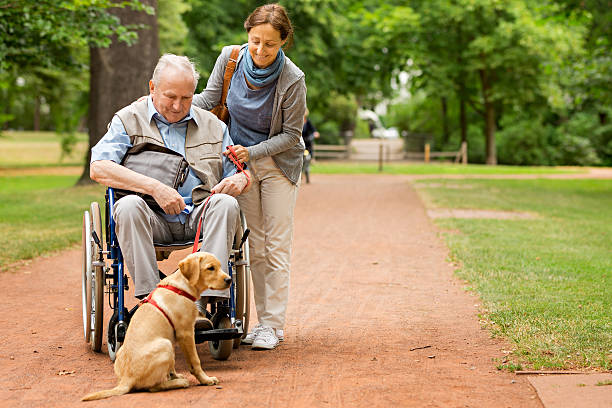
[239,228,250,250]
[92,230,102,250]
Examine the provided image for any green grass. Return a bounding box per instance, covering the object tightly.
[310,161,585,175]
[414,178,612,370]
[0,130,88,168]
[0,175,104,270]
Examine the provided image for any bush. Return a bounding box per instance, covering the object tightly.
[496,113,602,166]
[317,121,341,145]
[551,133,601,166]
[552,113,601,166]
[497,118,554,165]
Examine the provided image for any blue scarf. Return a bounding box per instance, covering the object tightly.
[243,45,285,87]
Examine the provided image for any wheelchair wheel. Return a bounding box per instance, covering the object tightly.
[81,210,91,342]
[209,312,233,360]
[81,203,104,352]
[107,312,120,362]
[233,212,251,348]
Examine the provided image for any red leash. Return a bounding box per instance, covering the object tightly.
[191,146,249,253]
[226,145,250,185]
[192,193,214,253]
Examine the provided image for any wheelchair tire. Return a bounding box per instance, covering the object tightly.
[90,202,104,352]
[81,204,104,352]
[107,312,120,362]
[233,212,251,348]
[209,312,233,360]
[81,210,92,343]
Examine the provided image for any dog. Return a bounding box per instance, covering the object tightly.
[82,252,231,401]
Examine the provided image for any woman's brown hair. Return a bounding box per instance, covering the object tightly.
[244,3,294,49]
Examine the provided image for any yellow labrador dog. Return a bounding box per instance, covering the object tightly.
[82,252,230,401]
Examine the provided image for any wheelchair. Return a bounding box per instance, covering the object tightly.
[81,187,251,361]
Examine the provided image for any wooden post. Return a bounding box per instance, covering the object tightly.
[461,141,468,165]
[378,141,383,172]
[424,143,430,163]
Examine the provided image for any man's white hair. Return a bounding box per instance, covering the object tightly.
[151,54,200,88]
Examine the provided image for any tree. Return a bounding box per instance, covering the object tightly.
[0,0,146,71]
[0,0,150,138]
[79,0,159,184]
[409,0,584,164]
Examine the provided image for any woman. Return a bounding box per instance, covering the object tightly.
[193,3,306,350]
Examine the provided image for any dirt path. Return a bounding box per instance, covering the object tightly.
[0,174,542,407]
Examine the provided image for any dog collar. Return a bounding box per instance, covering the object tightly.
[157,284,197,302]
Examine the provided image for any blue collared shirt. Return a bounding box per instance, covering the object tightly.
[91,97,236,223]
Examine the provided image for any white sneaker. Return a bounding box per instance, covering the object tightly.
[251,326,279,350]
[241,323,264,345]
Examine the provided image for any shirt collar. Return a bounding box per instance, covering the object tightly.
[147,96,198,126]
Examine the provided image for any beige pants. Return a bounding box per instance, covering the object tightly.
[238,156,299,330]
[113,194,239,298]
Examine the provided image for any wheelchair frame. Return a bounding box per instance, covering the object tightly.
[81,187,250,361]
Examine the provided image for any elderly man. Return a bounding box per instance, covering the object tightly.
[90,54,250,324]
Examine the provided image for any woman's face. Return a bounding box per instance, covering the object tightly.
[247,23,286,69]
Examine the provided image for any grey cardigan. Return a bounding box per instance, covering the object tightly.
[192,44,306,185]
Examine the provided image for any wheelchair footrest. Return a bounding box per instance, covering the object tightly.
[195,327,243,343]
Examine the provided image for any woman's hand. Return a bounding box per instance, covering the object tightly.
[224,145,249,164]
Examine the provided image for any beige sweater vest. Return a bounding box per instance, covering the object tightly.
[116,99,224,205]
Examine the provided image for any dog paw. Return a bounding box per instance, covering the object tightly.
[203,376,219,386]
[195,373,219,385]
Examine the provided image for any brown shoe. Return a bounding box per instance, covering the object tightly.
[194,316,213,331]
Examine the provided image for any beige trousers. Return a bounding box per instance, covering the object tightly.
[238,156,299,330]
[113,194,239,298]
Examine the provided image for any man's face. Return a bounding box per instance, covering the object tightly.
[149,68,195,123]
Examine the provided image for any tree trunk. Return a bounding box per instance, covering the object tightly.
[459,97,467,144]
[441,97,449,145]
[78,0,159,185]
[479,68,497,165]
[33,96,40,131]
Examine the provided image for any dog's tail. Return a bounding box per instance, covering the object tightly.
[81,383,131,401]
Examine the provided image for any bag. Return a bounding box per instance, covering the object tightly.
[209,46,241,124]
[115,143,190,212]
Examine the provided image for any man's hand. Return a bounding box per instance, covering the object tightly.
[211,172,249,197]
[152,183,186,215]
[224,145,249,163]
[91,160,186,215]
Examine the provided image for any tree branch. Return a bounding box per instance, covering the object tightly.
[466,97,484,117]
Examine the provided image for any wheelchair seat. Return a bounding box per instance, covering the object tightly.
[153,238,202,261]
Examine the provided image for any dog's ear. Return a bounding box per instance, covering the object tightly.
[178,254,200,287]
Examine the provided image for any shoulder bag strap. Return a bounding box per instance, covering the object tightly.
[219,46,241,108]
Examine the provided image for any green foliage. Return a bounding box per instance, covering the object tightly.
[2,0,611,164]
[495,112,603,166]
[0,0,155,147]
[158,0,191,54]
[403,0,589,163]
[496,118,555,166]
[0,0,152,71]
[183,0,419,142]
